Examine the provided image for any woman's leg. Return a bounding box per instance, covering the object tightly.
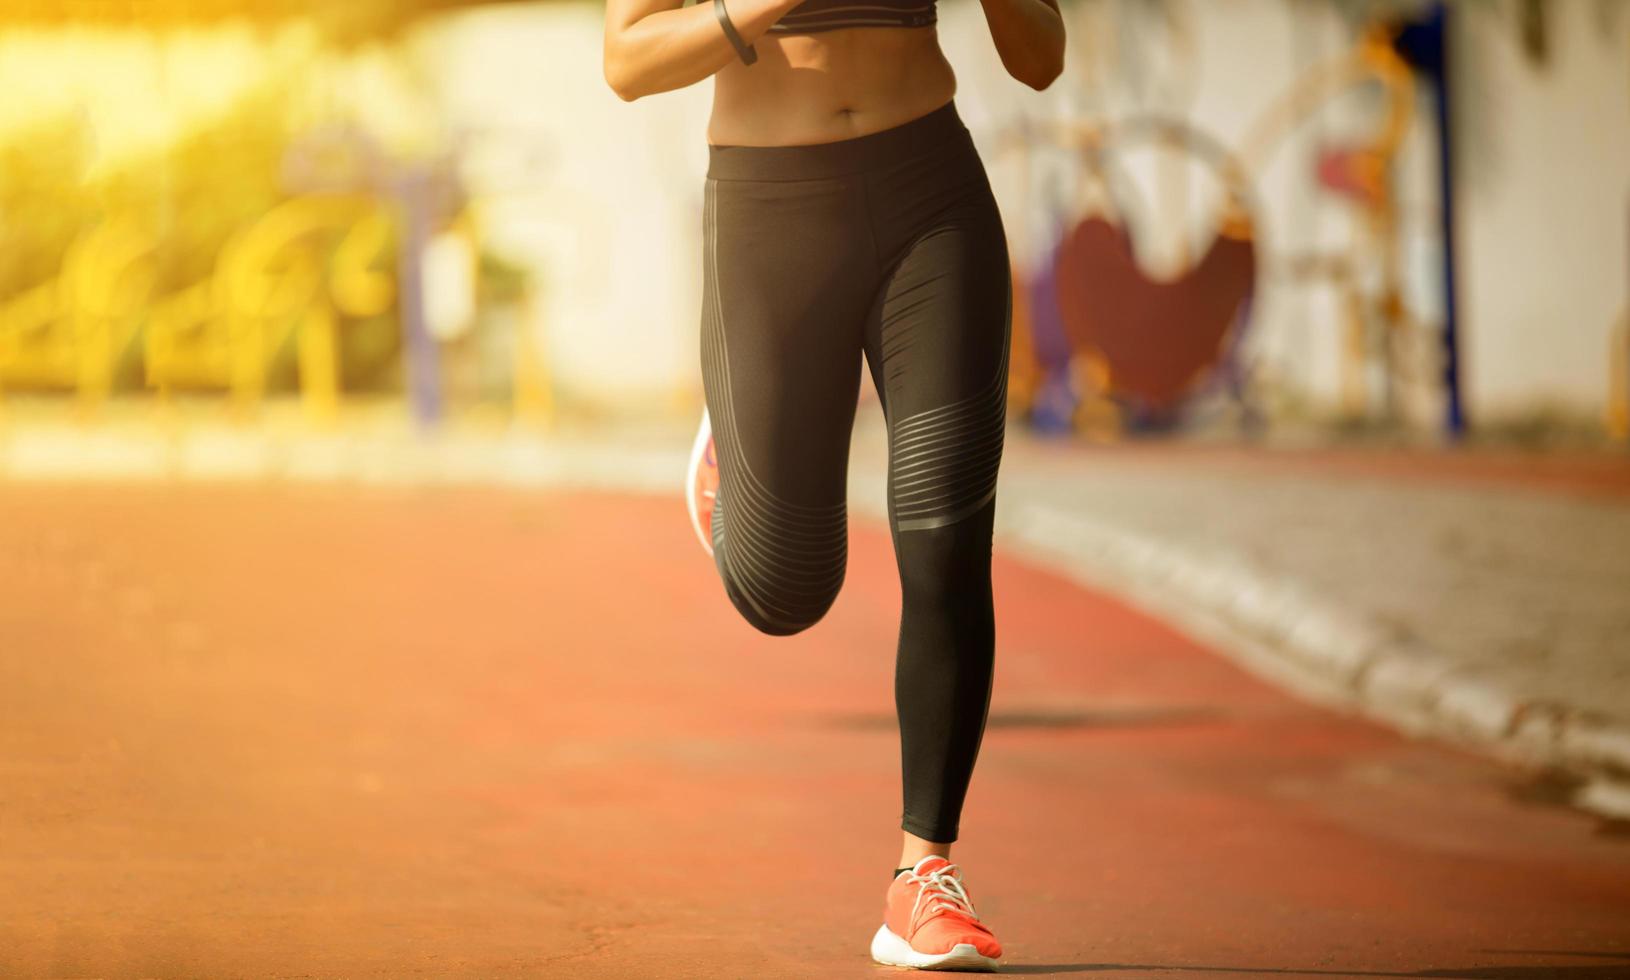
[702,103,1008,970]
[863,136,1012,853]
[699,174,874,635]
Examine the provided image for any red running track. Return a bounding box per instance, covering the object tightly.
[1,484,1626,978]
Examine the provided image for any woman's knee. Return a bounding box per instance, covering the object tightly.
[716,544,845,636]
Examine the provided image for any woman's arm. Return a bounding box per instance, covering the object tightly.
[604,0,805,102]
[978,0,1065,91]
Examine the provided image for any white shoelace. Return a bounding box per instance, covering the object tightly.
[905,863,982,928]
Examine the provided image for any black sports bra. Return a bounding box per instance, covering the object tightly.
[768,0,937,35]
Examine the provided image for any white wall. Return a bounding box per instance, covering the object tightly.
[1454,0,1630,424]
[422,4,713,416]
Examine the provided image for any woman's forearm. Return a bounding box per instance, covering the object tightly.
[977,0,1064,91]
[605,0,802,101]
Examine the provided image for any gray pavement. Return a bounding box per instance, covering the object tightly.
[964,436,1630,819]
[1009,459,1628,717]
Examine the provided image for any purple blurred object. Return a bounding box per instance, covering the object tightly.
[1026,246,1078,433]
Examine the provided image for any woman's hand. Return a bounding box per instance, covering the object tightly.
[978,0,1065,91]
[604,0,807,102]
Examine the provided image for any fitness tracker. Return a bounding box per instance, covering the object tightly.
[714,0,758,66]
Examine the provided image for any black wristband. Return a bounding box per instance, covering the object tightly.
[714,0,758,66]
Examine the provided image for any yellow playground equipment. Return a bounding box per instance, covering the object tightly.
[0,190,552,428]
[0,213,158,415]
[144,194,395,423]
[1239,25,1424,422]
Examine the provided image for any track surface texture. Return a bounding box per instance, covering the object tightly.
[2,483,1627,978]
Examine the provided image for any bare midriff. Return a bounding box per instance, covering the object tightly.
[707,25,957,147]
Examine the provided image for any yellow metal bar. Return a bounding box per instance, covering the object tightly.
[512,283,553,428]
[298,305,340,425]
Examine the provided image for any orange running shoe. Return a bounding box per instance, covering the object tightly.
[685,408,719,557]
[870,856,1003,972]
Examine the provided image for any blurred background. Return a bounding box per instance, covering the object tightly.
[1,0,1625,442]
[4,1,1629,976]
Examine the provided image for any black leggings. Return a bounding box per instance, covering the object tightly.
[700,101,1011,844]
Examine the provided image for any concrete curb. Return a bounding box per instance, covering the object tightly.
[1000,502,1630,820]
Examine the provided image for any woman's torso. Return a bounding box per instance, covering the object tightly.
[706,14,957,148]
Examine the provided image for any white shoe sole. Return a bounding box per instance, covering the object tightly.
[870,924,1000,972]
[685,408,714,557]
